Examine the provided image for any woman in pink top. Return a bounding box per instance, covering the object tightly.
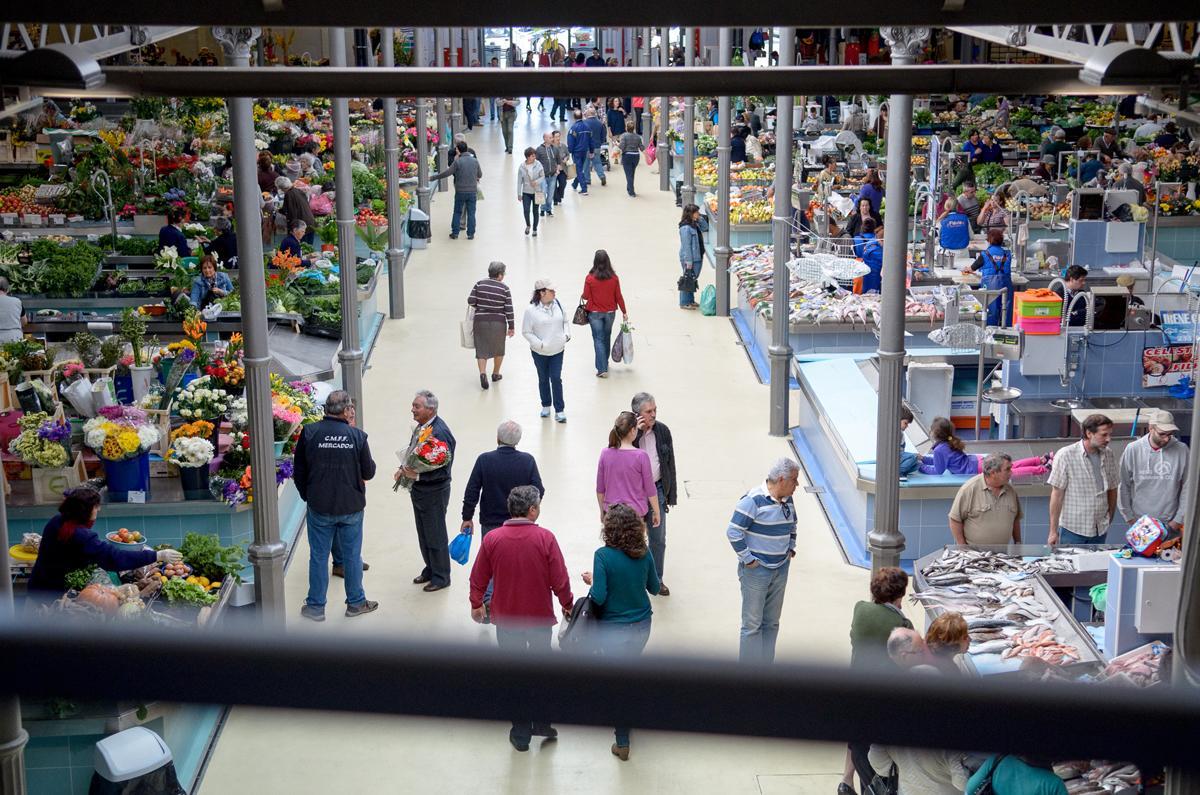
[596,412,660,527]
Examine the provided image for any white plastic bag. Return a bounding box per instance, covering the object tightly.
[61,378,94,418]
[90,378,116,415]
[619,321,634,365]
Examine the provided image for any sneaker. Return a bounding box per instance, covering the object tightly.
[467,234,474,240]
[449,233,458,239]
[554,412,566,423]
[345,600,379,617]
[532,230,538,237]
[596,371,608,378]
[580,191,590,196]
[600,176,607,186]
[540,407,551,418]
[525,226,530,235]
[611,744,630,761]
[300,604,325,622]
[545,211,553,217]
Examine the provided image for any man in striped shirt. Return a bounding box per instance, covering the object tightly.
[727,458,800,664]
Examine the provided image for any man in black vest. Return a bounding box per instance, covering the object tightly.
[631,391,678,596]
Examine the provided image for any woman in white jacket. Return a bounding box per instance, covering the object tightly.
[522,278,570,422]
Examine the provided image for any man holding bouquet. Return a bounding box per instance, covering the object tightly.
[396,390,457,592]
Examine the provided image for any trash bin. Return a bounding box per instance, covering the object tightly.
[89,727,185,795]
[407,208,430,250]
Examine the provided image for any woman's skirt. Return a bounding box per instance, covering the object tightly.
[473,317,508,358]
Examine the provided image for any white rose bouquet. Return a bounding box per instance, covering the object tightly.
[173,375,231,421]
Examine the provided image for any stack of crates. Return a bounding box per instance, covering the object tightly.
[1014,289,1063,335]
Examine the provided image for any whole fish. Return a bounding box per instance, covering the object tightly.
[969,639,1012,655]
[967,617,1019,630]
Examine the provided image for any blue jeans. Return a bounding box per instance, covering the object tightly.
[588,310,615,374]
[739,559,790,664]
[541,176,556,214]
[646,482,667,579]
[531,350,564,412]
[451,191,477,236]
[306,509,366,608]
[495,625,554,743]
[489,98,498,120]
[679,261,700,306]
[1057,527,1106,619]
[621,152,639,194]
[591,150,606,180]
[572,153,591,192]
[598,618,651,746]
[899,451,921,476]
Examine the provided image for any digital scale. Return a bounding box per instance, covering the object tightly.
[982,327,1024,360]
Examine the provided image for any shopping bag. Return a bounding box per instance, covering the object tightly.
[564,161,576,180]
[610,331,624,363]
[619,322,634,365]
[699,285,717,315]
[535,189,546,206]
[459,307,475,349]
[644,138,657,165]
[90,378,116,416]
[61,378,94,418]
[449,530,472,565]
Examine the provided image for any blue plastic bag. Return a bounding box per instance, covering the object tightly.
[699,285,717,316]
[449,531,472,565]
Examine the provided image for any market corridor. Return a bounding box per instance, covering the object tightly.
[200,105,888,794]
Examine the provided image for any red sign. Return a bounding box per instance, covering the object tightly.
[1143,344,1195,387]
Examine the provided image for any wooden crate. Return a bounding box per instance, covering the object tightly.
[145,409,172,457]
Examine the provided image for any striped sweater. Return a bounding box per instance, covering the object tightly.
[468,278,515,330]
[727,482,797,568]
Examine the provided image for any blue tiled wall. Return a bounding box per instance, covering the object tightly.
[26,719,164,795]
[1001,329,1178,399]
[1071,219,1145,269]
[1154,225,1200,264]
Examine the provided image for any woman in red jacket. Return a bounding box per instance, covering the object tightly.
[580,250,628,378]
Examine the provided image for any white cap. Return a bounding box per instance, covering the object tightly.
[1153,410,1179,433]
[534,278,556,292]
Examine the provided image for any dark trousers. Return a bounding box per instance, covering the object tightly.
[411,483,452,586]
[621,152,639,194]
[550,98,568,121]
[495,626,554,743]
[531,350,564,411]
[521,193,540,230]
[554,171,567,204]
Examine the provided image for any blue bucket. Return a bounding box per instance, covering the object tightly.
[103,453,150,501]
[114,374,134,404]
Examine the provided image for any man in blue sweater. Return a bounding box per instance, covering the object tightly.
[567,110,595,195]
[461,420,545,611]
[582,107,609,187]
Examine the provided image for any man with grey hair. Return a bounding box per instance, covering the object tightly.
[397,390,458,591]
[582,106,608,187]
[631,392,678,594]
[0,276,25,342]
[727,457,800,663]
[469,484,572,752]
[1114,161,1147,204]
[948,453,1023,546]
[294,390,378,621]
[461,421,545,615]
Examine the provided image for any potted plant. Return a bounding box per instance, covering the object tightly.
[168,435,215,500]
[82,405,161,501]
[120,309,155,401]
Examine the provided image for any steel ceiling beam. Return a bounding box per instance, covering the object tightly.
[19,64,1182,99]
[6,4,1200,28]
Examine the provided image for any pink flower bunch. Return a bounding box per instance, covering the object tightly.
[98,404,148,426]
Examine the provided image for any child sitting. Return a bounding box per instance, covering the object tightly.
[919,417,1051,476]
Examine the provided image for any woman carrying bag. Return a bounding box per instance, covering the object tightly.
[517,147,547,237]
[678,204,708,310]
[466,262,516,390]
[580,250,628,378]
[522,279,570,422]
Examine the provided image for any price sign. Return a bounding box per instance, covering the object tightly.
[128,490,146,504]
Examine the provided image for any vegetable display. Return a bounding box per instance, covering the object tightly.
[180,532,245,583]
[161,578,218,606]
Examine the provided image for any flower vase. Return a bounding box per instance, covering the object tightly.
[179,464,211,500]
[1188,182,1197,201]
[180,372,198,390]
[273,440,286,457]
[131,365,156,401]
[103,453,151,501]
[114,374,134,404]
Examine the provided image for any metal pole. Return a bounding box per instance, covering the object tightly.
[868,27,928,574]
[382,27,405,320]
[331,30,366,420]
[449,29,462,140]
[213,25,285,623]
[769,28,795,437]
[435,28,449,192]
[416,30,432,215]
[0,482,27,794]
[715,27,732,317]
[681,27,695,209]
[659,27,670,192]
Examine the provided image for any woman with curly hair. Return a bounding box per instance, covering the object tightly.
[581,503,660,762]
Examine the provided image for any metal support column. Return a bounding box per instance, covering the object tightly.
[449,28,462,140]
[382,27,405,320]
[0,486,27,794]
[416,29,432,216]
[659,27,670,192]
[681,26,695,210]
[435,28,448,192]
[214,25,285,623]
[715,27,732,317]
[769,28,796,437]
[331,30,365,420]
[868,26,928,573]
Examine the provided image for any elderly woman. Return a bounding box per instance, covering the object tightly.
[0,277,26,343]
[202,215,238,268]
[276,176,316,244]
[467,261,515,390]
[926,611,970,675]
[190,255,234,310]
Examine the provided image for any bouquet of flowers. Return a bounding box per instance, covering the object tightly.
[171,420,215,442]
[271,396,303,442]
[204,333,245,394]
[393,426,452,491]
[228,397,248,430]
[9,412,71,469]
[83,405,160,462]
[211,459,294,507]
[168,436,214,468]
[173,375,231,421]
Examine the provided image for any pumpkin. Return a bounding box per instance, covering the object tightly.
[77,584,119,614]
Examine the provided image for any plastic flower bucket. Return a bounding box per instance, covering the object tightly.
[179,464,211,500]
[103,453,151,501]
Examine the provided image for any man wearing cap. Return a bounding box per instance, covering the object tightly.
[1116,274,1145,308]
[1118,410,1189,534]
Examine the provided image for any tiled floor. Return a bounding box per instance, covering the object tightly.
[199,105,919,794]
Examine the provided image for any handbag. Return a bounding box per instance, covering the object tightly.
[644,138,657,165]
[610,331,624,363]
[677,267,699,294]
[535,188,546,205]
[558,595,601,654]
[459,307,475,349]
[571,300,589,326]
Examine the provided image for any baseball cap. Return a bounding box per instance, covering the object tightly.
[534,278,556,291]
[1116,274,1135,288]
[1153,410,1180,433]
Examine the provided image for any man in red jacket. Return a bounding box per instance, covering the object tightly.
[469,485,573,752]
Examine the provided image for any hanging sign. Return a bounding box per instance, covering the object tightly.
[1143,344,1195,387]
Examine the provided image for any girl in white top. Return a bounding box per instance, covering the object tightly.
[521,278,570,422]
